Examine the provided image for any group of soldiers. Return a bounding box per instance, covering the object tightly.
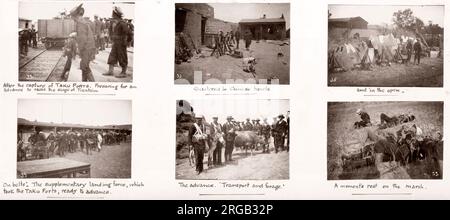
[211,29,255,57]
[67,4,133,81]
[188,114,289,175]
[17,126,129,162]
[18,22,37,57]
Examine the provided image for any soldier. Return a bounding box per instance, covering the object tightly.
[94,15,103,52]
[286,111,290,152]
[223,116,236,162]
[273,115,287,153]
[47,132,57,156]
[211,116,223,166]
[234,29,241,49]
[28,126,47,159]
[243,29,253,50]
[104,6,131,78]
[69,4,96,82]
[243,118,253,131]
[19,23,31,57]
[30,25,37,48]
[189,115,208,174]
[84,129,92,155]
[127,19,134,48]
[254,119,262,135]
[62,32,77,80]
[261,118,271,153]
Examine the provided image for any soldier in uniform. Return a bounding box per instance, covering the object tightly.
[211,116,223,166]
[69,4,96,82]
[28,126,47,159]
[223,116,236,162]
[189,115,208,174]
[261,118,271,153]
[94,15,103,52]
[30,25,37,48]
[273,114,288,153]
[243,118,253,131]
[19,23,31,57]
[104,6,131,78]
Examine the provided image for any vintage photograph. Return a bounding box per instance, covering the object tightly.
[176,99,289,180]
[328,5,444,87]
[19,1,134,82]
[175,3,290,84]
[17,99,132,178]
[328,102,443,180]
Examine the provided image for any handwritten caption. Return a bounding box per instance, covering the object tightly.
[193,85,270,94]
[356,87,405,95]
[2,180,144,196]
[178,181,285,191]
[3,82,137,94]
[334,183,425,190]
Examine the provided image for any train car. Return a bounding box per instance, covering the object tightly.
[38,18,75,49]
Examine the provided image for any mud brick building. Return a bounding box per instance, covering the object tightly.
[175,3,236,48]
[239,14,287,40]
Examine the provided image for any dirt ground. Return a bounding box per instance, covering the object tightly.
[176,147,289,180]
[327,102,443,180]
[328,57,443,87]
[175,39,290,84]
[62,142,132,178]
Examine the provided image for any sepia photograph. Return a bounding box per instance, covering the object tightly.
[328,5,444,87]
[176,99,289,180]
[18,1,135,82]
[17,99,132,178]
[328,102,443,180]
[175,3,290,84]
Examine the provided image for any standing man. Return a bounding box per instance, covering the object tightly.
[94,15,103,53]
[273,114,288,153]
[406,39,413,64]
[19,23,31,57]
[413,39,422,65]
[261,118,271,153]
[286,111,290,152]
[28,126,47,159]
[235,29,241,49]
[69,4,96,82]
[189,115,208,175]
[243,29,253,51]
[223,116,236,162]
[104,6,131,78]
[244,118,253,131]
[30,25,37,48]
[211,116,223,166]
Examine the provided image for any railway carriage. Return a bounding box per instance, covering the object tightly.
[38,19,75,49]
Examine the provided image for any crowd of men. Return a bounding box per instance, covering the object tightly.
[17,126,130,162]
[187,113,289,175]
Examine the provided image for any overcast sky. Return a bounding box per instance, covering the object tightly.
[18,99,132,126]
[185,99,289,124]
[19,1,135,22]
[209,3,290,29]
[329,5,444,27]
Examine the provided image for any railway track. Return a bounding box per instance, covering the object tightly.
[19,49,65,82]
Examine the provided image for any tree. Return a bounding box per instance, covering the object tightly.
[392,8,423,31]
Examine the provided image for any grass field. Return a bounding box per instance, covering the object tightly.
[328,57,443,87]
[327,102,443,180]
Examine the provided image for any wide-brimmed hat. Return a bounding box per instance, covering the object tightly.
[69,4,84,17]
[356,108,362,115]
